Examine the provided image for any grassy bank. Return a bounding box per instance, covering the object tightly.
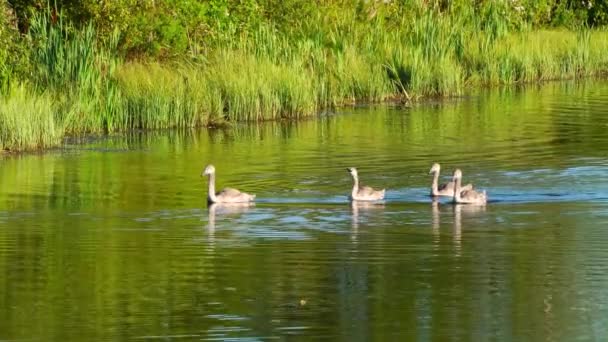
[2,6,608,151]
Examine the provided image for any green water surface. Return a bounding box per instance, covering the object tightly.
[1,81,608,341]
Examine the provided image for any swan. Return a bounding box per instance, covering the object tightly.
[452,169,487,205]
[347,167,385,201]
[201,165,256,204]
[429,163,473,197]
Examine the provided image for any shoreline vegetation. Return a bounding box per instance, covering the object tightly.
[1,0,608,151]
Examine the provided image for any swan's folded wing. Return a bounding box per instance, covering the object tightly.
[438,181,455,192]
[461,183,474,191]
[358,185,379,196]
[218,187,243,197]
[357,185,385,200]
[461,189,485,201]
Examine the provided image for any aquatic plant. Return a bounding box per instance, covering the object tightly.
[0,84,62,151]
[2,4,608,151]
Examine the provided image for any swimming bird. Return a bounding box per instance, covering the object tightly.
[429,163,473,197]
[346,167,385,201]
[201,165,256,204]
[452,169,487,205]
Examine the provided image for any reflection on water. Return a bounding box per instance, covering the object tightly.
[431,200,441,247]
[453,204,487,256]
[350,201,385,241]
[207,202,255,229]
[1,81,608,340]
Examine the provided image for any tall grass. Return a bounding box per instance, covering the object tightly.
[0,85,63,150]
[27,7,120,133]
[2,6,608,151]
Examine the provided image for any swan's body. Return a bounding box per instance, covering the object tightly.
[202,165,256,204]
[347,167,385,201]
[429,163,473,197]
[452,169,487,205]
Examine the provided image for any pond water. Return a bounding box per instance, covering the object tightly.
[2,81,608,340]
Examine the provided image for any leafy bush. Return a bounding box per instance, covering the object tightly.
[0,0,29,88]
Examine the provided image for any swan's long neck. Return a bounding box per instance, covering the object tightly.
[431,171,440,195]
[207,172,218,203]
[453,177,462,202]
[351,174,359,198]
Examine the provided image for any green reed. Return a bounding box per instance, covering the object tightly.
[2,6,608,151]
[0,84,63,151]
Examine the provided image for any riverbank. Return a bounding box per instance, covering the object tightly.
[2,7,608,152]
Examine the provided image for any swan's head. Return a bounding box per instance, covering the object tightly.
[346,167,358,177]
[452,168,463,181]
[429,163,441,174]
[202,164,216,177]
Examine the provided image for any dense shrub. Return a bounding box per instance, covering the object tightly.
[3,0,607,59]
[0,0,29,88]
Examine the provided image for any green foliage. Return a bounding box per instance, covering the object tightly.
[1,1,608,151]
[4,0,608,58]
[588,1,608,26]
[0,0,29,88]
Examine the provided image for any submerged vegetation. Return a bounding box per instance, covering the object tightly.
[1,0,608,151]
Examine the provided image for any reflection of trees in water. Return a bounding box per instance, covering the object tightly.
[207,120,302,145]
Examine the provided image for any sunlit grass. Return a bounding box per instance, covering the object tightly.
[2,7,608,151]
[0,85,63,151]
